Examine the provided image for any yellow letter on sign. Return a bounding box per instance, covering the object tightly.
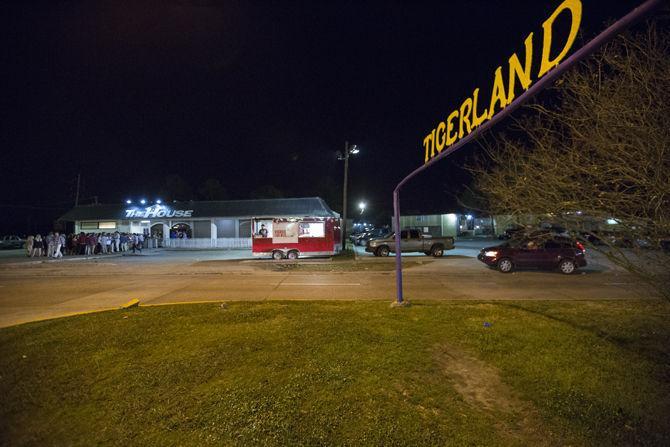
[488,66,508,119]
[538,0,582,78]
[423,132,434,163]
[506,32,534,105]
[435,121,446,153]
[446,110,459,146]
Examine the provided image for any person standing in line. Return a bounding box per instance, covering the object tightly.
[98,233,106,254]
[113,231,120,252]
[105,233,113,253]
[45,232,54,257]
[31,234,43,257]
[132,234,142,254]
[52,232,63,258]
[60,233,66,256]
[86,233,95,256]
[25,235,34,257]
[78,232,87,254]
[68,233,77,255]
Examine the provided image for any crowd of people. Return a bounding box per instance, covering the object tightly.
[25,232,147,258]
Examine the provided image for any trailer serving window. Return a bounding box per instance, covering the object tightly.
[253,220,272,238]
[299,221,325,238]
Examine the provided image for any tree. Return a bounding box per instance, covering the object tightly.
[198,178,228,201]
[472,21,670,297]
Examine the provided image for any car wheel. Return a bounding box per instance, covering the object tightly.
[376,246,390,257]
[431,245,444,257]
[559,259,576,274]
[497,258,514,273]
[287,250,299,260]
[272,250,284,261]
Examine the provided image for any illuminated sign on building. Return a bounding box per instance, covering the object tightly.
[125,205,194,219]
[422,0,582,163]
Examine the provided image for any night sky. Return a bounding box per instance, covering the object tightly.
[1,0,643,233]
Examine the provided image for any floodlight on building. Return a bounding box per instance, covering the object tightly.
[156,199,162,204]
[140,199,146,205]
[126,199,132,204]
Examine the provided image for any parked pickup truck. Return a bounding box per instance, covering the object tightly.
[365,229,454,257]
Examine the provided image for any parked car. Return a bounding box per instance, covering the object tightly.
[349,229,367,245]
[477,236,587,274]
[366,229,454,257]
[0,235,25,249]
[356,228,390,246]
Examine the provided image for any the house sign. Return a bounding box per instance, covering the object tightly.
[125,205,194,219]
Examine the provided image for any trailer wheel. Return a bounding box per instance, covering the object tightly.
[272,250,284,261]
[287,250,299,260]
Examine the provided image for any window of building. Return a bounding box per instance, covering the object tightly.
[193,221,211,238]
[215,219,236,238]
[239,219,251,238]
[99,222,117,229]
[81,222,99,230]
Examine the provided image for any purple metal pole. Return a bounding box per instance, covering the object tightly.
[393,189,403,302]
[392,0,663,303]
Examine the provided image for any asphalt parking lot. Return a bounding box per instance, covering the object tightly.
[0,238,645,328]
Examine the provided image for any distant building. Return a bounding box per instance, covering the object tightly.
[58,197,339,249]
[397,213,495,237]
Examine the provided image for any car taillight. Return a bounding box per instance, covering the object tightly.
[576,241,586,252]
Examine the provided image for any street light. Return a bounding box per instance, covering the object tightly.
[359,201,366,214]
[140,199,146,205]
[337,141,360,246]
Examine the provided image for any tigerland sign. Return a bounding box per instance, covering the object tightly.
[125,205,194,219]
[422,0,582,163]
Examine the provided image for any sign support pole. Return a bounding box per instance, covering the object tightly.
[392,0,663,304]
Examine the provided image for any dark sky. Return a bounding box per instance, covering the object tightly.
[0,0,644,232]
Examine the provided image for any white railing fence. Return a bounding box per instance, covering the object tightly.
[162,238,252,249]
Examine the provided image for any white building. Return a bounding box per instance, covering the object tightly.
[58,197,339,249]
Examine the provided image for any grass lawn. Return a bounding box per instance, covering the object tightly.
[1,300,669,446]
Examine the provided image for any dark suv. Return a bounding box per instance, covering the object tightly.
[478,236,586,274]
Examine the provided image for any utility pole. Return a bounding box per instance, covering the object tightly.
[342,141,350,247]
[75,173,81,206]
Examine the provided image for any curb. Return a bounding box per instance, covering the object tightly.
[3,252,125,266]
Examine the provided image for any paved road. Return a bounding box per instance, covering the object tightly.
[0,240,645,328]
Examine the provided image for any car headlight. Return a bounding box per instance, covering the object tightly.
[484,251,498,257]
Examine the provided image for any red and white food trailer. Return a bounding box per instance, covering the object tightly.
[251,217,342,259]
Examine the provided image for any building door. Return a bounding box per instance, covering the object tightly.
[151,224,164,239]
[170,223,192,239]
